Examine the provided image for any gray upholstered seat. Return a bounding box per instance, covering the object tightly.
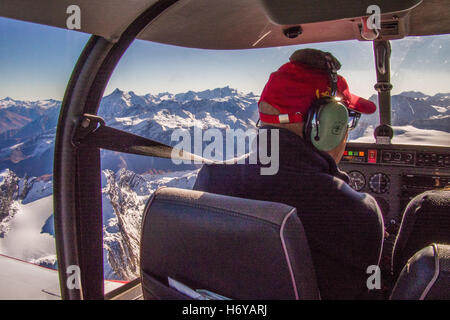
[392,190,450,278]
[139,187,320,300]
[390,244,450,300]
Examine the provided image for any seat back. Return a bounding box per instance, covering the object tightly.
[392,190,450,277]
[390,244,450,300]
[139,187,320,300]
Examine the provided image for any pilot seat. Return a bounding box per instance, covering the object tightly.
[139,187,320,300]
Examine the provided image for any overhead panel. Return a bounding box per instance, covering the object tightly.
[258,0,423,25]
[0,0,449,49]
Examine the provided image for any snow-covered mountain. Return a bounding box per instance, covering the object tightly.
[0,97,60,136]
[98,87,259,173]
[101,168,198,280]
[0,166,198,279]
[99,86,258,150]
[0,99,60,177]
[0,169,55,268]
[348,91,450,142]
[0,87,259,177]
[2,88,449,178]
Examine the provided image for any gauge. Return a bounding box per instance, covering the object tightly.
[348,171,366,191]
[369,173,390,194]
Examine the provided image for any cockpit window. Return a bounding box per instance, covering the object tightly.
[348,34,450,146]
[0,18,88,281]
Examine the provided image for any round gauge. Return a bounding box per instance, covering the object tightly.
[348,171,366,191]
[369,173,390,194]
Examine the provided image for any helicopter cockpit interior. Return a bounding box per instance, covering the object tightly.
[0,0,449,301]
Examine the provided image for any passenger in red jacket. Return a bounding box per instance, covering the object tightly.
[193,49,385,299]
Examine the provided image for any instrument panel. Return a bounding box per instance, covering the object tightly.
[340,142,450,275]
[340,143,450,232]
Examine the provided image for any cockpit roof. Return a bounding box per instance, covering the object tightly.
[1,0,449,49]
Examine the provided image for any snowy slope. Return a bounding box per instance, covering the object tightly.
[0,166,199,280]
[352,125,450,147]
[0,195,55,268]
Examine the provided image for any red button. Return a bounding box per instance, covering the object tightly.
[368,150,377,163]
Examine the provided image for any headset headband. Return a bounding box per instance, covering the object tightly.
[324,54,339,97]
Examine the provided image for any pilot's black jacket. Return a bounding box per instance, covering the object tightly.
[193,126,384,299]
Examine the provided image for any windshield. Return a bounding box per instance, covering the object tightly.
[348,34,450,146]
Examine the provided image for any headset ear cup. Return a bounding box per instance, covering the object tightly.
[311,101,349,152]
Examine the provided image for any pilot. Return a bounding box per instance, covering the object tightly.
[193,49,384,299]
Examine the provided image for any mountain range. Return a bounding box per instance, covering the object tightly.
[0,86,259,177]
[1,87,449,178]
[348,91,450,141]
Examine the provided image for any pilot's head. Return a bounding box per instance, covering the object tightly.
[258,48,376,164]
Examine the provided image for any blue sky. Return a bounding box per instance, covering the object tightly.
[1,16,449,101]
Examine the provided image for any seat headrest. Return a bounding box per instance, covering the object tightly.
[140,187,319,300]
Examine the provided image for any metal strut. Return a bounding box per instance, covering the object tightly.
[373,40,394,145]
[74,114,213,163]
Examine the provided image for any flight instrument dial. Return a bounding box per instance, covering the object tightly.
[348,171,366,191]
[369,173,390,194]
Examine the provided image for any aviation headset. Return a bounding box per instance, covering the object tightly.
[301,53,360,152]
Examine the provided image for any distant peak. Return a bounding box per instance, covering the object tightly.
[215,86,235,93]
[112,88,124,95]
[433,92,450,100]
[399,91,428,99]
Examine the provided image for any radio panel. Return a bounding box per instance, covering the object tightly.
[342,145,450,168]
[381,150,415,165]
[416,152,450,168]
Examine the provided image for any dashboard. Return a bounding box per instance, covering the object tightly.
[341,142,450,229]
[340,142,450,273]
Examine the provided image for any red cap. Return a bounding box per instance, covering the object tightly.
[258,62,376,124]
